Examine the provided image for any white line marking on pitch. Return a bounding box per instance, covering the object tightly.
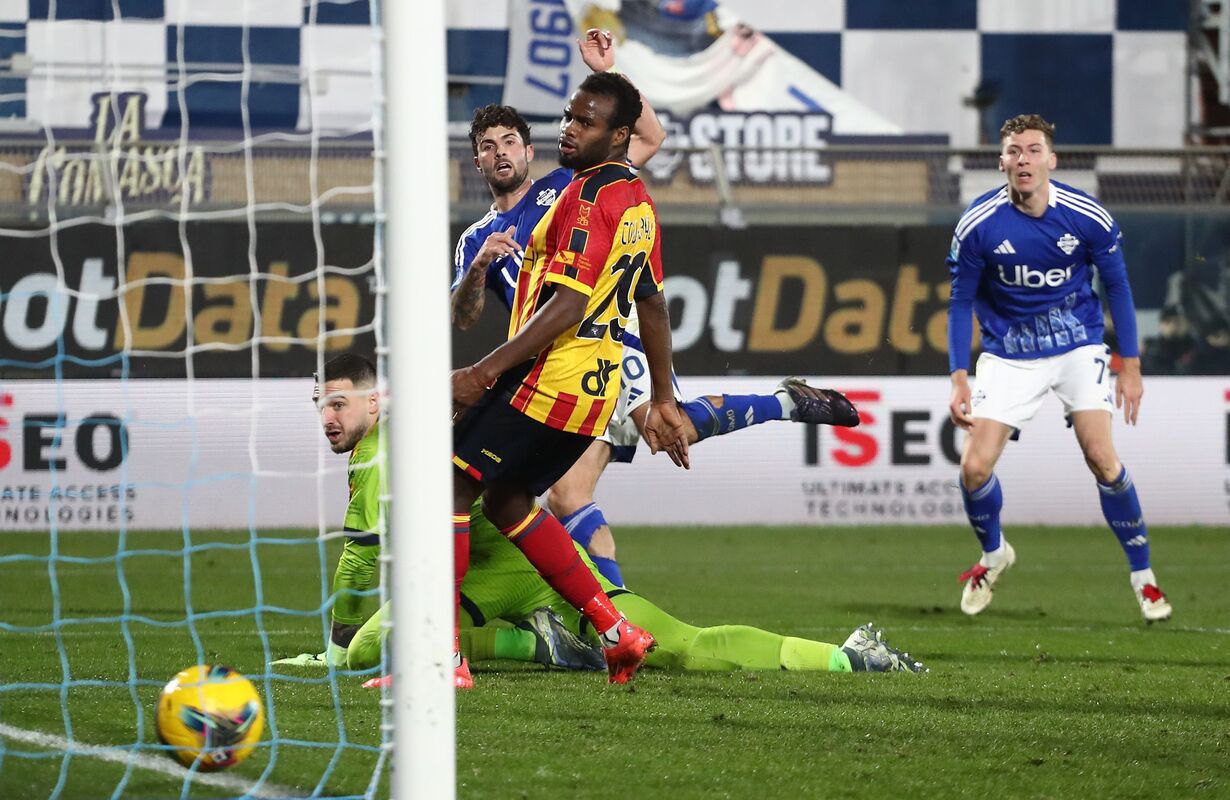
[0,722,304,799]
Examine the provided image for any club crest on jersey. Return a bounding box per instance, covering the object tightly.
[1056,233,1079,255]
[536,188,557,207]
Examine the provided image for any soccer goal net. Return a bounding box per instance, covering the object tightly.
[0,2,452,797]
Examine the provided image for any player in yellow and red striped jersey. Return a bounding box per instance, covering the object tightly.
[504,160,664,436]
[450,71,689,688]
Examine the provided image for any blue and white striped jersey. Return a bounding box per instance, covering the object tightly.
[946,179,1139,373]
[452,167,574,312]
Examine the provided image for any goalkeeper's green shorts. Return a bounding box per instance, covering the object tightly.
[460,513,620,633]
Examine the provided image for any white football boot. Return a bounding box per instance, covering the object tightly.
[841,623,926,673]
[1130,568,1172,623]
[959,540,1016,615]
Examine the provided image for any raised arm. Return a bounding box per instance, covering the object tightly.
[627,90,666,169]
[577,28,666,168]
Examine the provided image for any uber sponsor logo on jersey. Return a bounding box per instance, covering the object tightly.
[996,264,1073,288]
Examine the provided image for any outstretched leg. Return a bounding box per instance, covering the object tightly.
[553,378,860,586]
[611,594,922,673]
[675,379,859,441]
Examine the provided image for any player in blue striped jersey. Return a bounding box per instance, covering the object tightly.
[449,129,582,329]
[450,30,665,328]
[946,114,1171,623]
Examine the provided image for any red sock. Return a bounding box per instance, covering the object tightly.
[501,508,621,632]
[453,513,470,652]
[580,594,623,637]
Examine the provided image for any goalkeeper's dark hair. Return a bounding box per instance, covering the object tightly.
[324,353,376,388]
[469,104,532,155]
[1000,114,1056,148]
[578,72,642,134]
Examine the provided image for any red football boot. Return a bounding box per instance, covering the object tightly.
[602,620,656,685]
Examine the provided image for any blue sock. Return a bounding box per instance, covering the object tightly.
[961,474,1003,553]
[680,394,785,442]
[1097,467,1150,571]
[590,556,623,588]
[558,503,623,587]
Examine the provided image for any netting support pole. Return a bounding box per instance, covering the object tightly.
[385,0,455,797]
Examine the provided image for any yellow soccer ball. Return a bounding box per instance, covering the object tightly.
[156,665,264,771]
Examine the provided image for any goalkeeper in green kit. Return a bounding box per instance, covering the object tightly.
[272,353,386,668]
[349,501,925,681]
[276,353,926,677]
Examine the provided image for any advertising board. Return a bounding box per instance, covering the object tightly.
[1,378,1225,530]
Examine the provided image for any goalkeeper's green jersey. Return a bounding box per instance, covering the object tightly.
[343,420,384,539]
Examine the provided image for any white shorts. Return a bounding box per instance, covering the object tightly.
[597,333,681,463]
[970,344,1115,432]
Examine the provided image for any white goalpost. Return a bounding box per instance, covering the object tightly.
[0,0,456,796]
[383,0,456,797]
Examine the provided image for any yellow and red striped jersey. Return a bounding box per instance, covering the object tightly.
[507,161,664,435]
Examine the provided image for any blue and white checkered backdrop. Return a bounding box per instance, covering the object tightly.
[448,0,1188,147]
[0,0,1187,145]
[0,0,374,136]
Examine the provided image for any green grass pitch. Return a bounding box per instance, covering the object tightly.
[0,525,1226,799]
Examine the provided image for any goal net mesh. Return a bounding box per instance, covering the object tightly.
[0,2,392,797]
